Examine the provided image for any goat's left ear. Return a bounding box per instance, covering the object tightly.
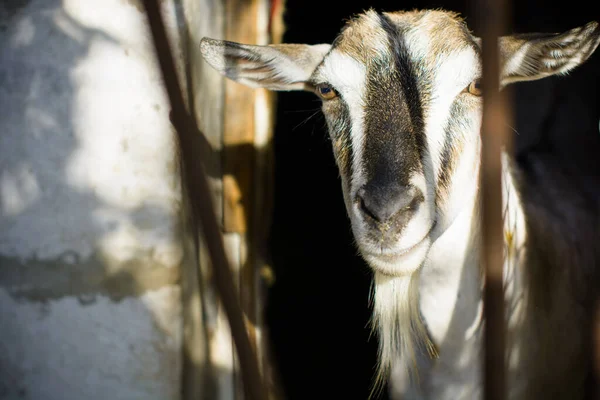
[200,38,331,91]
[497,21,600,85]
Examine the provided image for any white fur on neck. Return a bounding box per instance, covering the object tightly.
[379,151,528,399]
[371,272,437,397]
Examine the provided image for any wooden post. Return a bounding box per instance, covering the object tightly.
[180,0,225,398]
[142,2,268,400]
[222,0,261,398]
[148,0,283,398]
[472,0,511,399]
[221,0,284,398]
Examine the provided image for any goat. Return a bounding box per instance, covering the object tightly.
[199,9,600,399]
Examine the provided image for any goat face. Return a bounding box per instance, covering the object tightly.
[309,11,484,276]
[200,10,600,277]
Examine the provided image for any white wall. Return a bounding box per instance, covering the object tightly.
[0,1,188,398]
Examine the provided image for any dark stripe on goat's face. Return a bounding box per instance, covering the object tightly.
[327,99,354,181]
[361,13,427,189]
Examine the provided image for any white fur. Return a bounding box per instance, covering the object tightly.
[388,152,529,400]
[423,49,479,185]
[317,50,368,190]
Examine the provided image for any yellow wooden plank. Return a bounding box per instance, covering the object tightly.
[223,0,261,234]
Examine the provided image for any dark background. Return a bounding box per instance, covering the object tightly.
[264,1,600,399]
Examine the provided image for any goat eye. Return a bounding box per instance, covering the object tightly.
[316,83,338,100]
[466,79,483,96]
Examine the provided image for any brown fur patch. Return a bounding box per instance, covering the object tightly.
[333,10,476,67]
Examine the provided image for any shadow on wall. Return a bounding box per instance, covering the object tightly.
[0,1,187,399]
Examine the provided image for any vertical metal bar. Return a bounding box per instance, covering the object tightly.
[473,0,510,399]
[141,2,268,400]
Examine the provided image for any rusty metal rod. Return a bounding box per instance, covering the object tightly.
[141,2,268,400]
[473,0,511,399]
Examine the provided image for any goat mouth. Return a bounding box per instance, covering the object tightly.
[360,224,435,276]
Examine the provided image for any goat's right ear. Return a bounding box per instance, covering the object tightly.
[200,38,331,91]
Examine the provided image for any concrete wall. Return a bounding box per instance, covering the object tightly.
[0,1,189,398]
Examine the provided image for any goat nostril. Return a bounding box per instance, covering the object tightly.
[358,195,379,222]
[356,185,423,224]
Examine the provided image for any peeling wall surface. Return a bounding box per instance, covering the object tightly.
[0,0,188,398]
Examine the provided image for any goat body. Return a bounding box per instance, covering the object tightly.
[200,9,600,399]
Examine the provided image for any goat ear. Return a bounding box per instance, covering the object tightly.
[498,21,600,85]
[200,38,331,91]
